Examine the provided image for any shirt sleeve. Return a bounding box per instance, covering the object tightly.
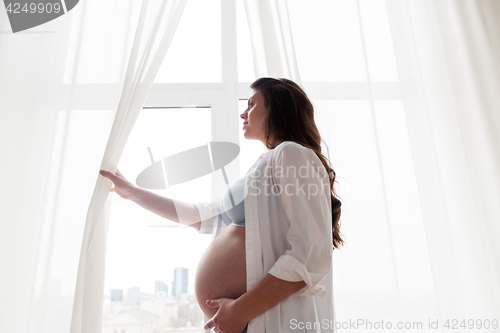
[193,195,224,235]
[267,143,333,298]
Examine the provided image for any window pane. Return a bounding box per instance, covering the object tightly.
[286,0,399,82]
[236,0,256,82]
[288,0,367,82]
[103,107,212,330]
[154,0,222,83]
[371,99,431,290]
[358,0,400,82]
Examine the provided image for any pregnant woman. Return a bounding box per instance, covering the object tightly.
[100,77,343,333]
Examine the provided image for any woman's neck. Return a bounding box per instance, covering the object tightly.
[264,139,285,151]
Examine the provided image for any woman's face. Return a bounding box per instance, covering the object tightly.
[240,89,267,143]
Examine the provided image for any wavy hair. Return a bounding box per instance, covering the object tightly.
[250,77,344,250]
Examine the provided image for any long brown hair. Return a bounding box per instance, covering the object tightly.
[250,77,344,250]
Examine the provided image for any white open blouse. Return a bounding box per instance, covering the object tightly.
[194,141,335,333]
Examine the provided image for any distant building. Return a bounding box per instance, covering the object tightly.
[127,287,141,303]
[111,289,123,302]
[154,281,168,298]
[172,268,188,297]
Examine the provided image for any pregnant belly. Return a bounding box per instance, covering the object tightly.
[195,225,247,319]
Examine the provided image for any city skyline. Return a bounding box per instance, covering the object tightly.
[108,267,190,300]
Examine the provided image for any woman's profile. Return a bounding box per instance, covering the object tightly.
[100,77,343,333]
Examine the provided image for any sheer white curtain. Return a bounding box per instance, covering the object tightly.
[71,1,187,332]
[243,0,500,331]
[385,0,500,324]
[0,0,186,332]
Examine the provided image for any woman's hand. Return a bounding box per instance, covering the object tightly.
[204,298,249,333]
[99,168,137,200]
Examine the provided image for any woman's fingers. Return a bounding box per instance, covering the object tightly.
[99,168,136,200]
[100,170,119,183]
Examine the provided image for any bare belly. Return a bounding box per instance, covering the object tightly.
[195,225,247,319]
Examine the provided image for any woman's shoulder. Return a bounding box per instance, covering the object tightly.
[271,141,325,171]
[272,141,314,157]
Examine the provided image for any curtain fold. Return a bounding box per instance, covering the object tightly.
[70,0,187,332]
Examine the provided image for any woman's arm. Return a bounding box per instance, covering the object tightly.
[203,274,306,331]
[130,186,202,230]
[235,274,306,321]
[99,169,202,230]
